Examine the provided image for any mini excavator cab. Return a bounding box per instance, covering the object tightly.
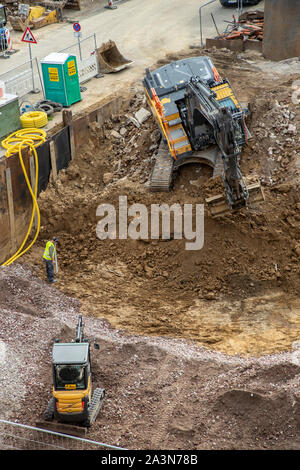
[44,316,105,428]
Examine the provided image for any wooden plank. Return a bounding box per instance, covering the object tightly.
[49,140,58,182]
[29,155,38,230]
[63,110,76,159]
[5,168,16,251]
[206,38,244,52]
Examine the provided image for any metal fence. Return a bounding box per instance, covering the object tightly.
[0,58,43,99]
[0,419,128,450]
[58,33,100,84]
[199,0,246,46]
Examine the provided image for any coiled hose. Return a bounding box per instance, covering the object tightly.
[2,128,46,157]
[20,110,48,129]
[1,132,45,266]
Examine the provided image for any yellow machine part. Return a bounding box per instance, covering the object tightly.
[53,389,89,414]
[28,6,46,21]
[30,8,58,29]
[53,378,91,415]
[211,82,240,109]
[145,88,192,160]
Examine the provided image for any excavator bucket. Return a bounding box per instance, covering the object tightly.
[36,421,88,437]
[8,16,27,32]
[206,182,265,218]
[97,40,133,73]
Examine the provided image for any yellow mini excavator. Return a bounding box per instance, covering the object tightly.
[143,56,264,217]
[44,315,105,428]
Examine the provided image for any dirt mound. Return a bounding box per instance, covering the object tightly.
[212,389,300,448]
[0,264,299,449]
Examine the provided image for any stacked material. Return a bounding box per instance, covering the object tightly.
[219,10,264,42]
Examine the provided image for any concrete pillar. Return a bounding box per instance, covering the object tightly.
[263,0,300,61]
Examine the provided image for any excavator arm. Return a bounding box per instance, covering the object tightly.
[182,76,262,215]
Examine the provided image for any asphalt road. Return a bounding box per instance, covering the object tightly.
[0,0,264,122]
[2,0,264,72]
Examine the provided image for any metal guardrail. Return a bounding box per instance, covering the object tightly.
[0,31,100,101]
[199,0,217,47]
[0,419,128,450]
[0,58,44,99]
[199,0,246,47]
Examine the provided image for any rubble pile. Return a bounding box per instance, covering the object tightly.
[215,10,265,42]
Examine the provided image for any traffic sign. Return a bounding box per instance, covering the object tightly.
[73,22,81,32]
[21,27,37,44]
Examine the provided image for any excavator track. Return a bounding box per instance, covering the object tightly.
[87,388,106,427]
[150,143,174,192]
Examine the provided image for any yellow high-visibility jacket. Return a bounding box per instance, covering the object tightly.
[43,241,55,261]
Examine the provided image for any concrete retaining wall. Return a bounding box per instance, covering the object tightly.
[264,0,300,61]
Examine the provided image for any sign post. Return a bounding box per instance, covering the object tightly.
[73,22,82,61]
[21,26,39,93]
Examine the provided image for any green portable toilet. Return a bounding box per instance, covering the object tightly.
[41,52,81,107]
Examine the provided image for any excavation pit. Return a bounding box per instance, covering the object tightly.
[22,49,300,357]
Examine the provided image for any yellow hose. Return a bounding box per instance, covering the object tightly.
[1,140,41,266]
[20,111,48,129]
[2,128,46,157]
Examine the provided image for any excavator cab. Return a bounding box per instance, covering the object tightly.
[44,316,105,428]
[54,363,87,391]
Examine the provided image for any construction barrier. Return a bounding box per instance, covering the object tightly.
[57,34,101,84]
[0,419,127,450]
[0,58,43,99]
[0,27,13,57]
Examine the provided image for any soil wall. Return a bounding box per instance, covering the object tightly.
[0,95,128,265]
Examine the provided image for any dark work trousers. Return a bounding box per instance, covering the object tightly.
[45,259,54,282]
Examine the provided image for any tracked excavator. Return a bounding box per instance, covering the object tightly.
[43,315,105,430]
[143,57,264,217]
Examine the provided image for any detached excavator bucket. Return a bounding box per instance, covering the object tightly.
[8,16,27,32]
[97,40,133,73]
[206,182,265,218]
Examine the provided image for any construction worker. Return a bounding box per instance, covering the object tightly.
[43,237,58,283]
